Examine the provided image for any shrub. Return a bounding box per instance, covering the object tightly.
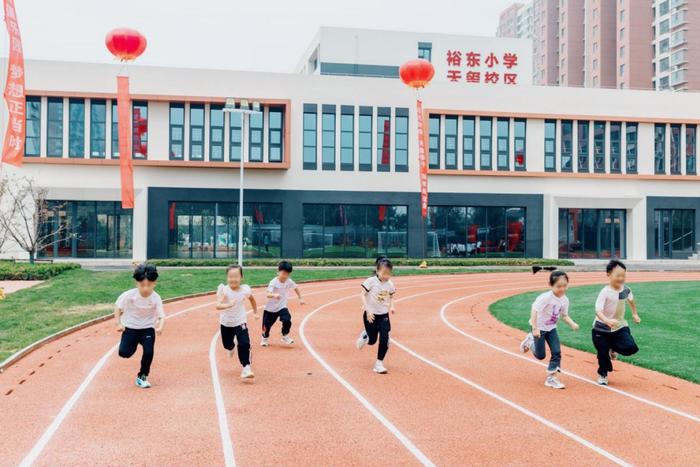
[0,261,81,280]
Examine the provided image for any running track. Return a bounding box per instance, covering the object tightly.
[1,272,699,466]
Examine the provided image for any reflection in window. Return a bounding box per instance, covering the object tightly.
[655,123,666,174]
[340,108,354,170]
[303,109,317,169]
[497,118,509,170]
[169,103,185,160]
[593,121,605,172]
[577,121,589,172]
[111,102,119,158]
[445,116,458,169]
[463,117,475,169]
[559,208,626,259]
[322,108,336,170]
[514,119,526,170]
[68,99,85,157]
[561,120,573,172]
[269,107,284,163]
[670,124,681,174]
[686,124,696,175]
[480,118,493,170]
[249,112,263,162]
[544,119,556,171]
[189,104,205,160]
[25,96,41,156]
[610,122,621,173]
[626,123,638,173]
[230,112,242,162]
[90,99,106,158]
[210,104,224,161]
[47,98,63,157]
[395,110,408,172]
[654,209,695,258]
[429,115,440,169]
[132,101,148,159]
[377,110,391,171]
[359,110,373,171]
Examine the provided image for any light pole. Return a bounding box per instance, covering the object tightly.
[223,98,261,266]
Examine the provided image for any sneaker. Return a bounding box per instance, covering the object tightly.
[281,335,294,345]
[240,365,255,379]
[260,337,269,347]
[355,331,369,350]
[597,374,608,386]
[373,360,388,374]
[519,333,534,353]
[135,375,151,389]
[544,375,565,389]
[609,350,618,360]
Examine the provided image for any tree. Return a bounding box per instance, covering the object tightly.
[0,175,71,263]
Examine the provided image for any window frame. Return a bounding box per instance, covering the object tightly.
[209,104,225,162]
[496,117,510,171]
[655,123,666,174]
[544,119,556,172]
[376,107,391,172]
[395,108,409,172]
[462,116,476,170]
[359,107,373,172]
[444,115,458,170]
[46,97,64,158]
[340,105,354,171]
[268,106,284,163]
[189,103,205,161]
[89,98,106,159]
[479,117,493,170]
[25,96,41,157]
[609,121,622,173]
[131,100,148,160]
[593,120,606,173]
[322,105,337,171]
[625,122,638,174]
[513,118,526,171]
[68,98,85,158]
[303,104,318,170]
[168,102,185,161]
[686,124,696,175]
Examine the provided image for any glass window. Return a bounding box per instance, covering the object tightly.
[654,209,694,258]
[229,112,242,162]
[340,110,354,171]
[111,101,119,158]
[322,109,336,170]
[686,124,696,175]
[418,43,432,62]
[132,101,148,159]
[249,111,263,162]
[444,116,458,169]
[577,121,589,172]
[428,115,440,169]
[514,118,526,170]
[561,120,573,172]
[395,112,408,172]
[303,110,317,169]
[480,117,493,170]
[593,121,605,173]
[210,104,224,161]
[496,118,509,170]
[655,123,666,174]
[268,107,284,163]
[659,19,669,34]
[377,112,391,171]
[463,117,475,169]
[610,122,622,173]
[189,104,205,161]
[670,124,681,174]
[359,112,373,171]
[559,208,626,259]
[25,96,41,157]
[169,103,185,160]
[89,99,106,158]
[68,99,85,158]
[47,98,63,157]
[544,119,556,171]
[625,122,638,173]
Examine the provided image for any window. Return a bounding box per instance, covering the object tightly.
[480,117,493,170]
[359,107,373,171]
[322,105,336,170]
[654,209,694,258]
[132,101,148,159]
[660,57,670,72]
[655,123,666,174]
[418,42,432,62]
[625,123,638,173]
[593,121,606,172]
[189,104,205,161]
[169,103,185,160]
[395,109,409,172]
[229,112,242,162]
[68,99,85,158]
[659,0,669,16]
[462,117,475,169]
[620,46,625,58]
[619,9,625,21]
[88,99,106,158]
[340,106,354,171]
[619,64,625,77]
[514,119,526,170]
[670,124,681,174]
[593,25,598,36]
[577,121,589,172]
[659,38,669,54]
[303,105,317,169]
[248,111,263,162]
[25,96,41,156]
[593,76,599,87]
[268,107,284,163]
[561,120,573,171]
[111,102,119,158]
[559,208,626,259]
[592,58,598,70]
[619,27,625,40]
[47,97,63,157]
[445,116,458,169]
[428,115,440,169]
[686,124,696,175]
[610,122,622,173]
[377,108,391,172]
[544,119,556,171]
[497,118,509,170]
[659,19,669,34]
[210,104,224,161]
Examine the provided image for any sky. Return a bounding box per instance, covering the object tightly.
[5,0,515,72]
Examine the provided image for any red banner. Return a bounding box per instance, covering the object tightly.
[117,76,134,209]
[416,99,428,218]
[2,0,25,167]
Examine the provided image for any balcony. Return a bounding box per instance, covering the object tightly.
[670,29,687,48]
[670,0,687,9]
[670,48,688,67]
[670,68,688,86]
[670,9,687,29]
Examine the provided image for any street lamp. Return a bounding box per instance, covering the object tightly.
[223,98,262,266]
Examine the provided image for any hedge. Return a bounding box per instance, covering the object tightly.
[148,258,574,268]
[0,261,81,280]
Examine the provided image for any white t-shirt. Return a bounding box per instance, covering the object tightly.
[361,275,396,316]
[594,285,633,332]
[265,277,297,312]
[115,288,165,330]
[217,284,252,327]
[531,291,569,332]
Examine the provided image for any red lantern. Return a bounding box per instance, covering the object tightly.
[399,59,435,89]
[105,28,147,61]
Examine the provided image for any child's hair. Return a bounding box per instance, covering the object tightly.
[278,260,293,273]
[375,255,388,265]
[133,263,159,282]
[606,259,626,274]
[376,257,393,271]
[226,264,244,277]
[549,270,569,286]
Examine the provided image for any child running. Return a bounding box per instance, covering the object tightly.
[217,264,258,379]
[355,257,396,374]
[592,259,641,386]
[261,260,304,347]
[115,263,165,389]
[520,269,579,389]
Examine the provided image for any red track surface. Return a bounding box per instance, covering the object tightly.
[1,272,699,466]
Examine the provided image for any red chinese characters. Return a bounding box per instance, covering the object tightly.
[2,0,25,166]
[445,49,519,86]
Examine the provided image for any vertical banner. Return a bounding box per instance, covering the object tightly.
[2,0,25,167]
[117,76,134,208]
[416,99,428,218]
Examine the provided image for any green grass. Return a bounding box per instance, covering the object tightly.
[489,281,700,384]
[0,266,501,362]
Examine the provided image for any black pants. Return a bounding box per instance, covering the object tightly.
[363,311,391,361]
[221,324,251,366]
[262,308,292,337]
[592,327,639,377]
[532,328,561,373]
[118,327,155,377]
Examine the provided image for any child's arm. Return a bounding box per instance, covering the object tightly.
[215,286,231,310]
[248,295,259,320]
[114,307,125,332]
[389,295,396,314]
[294,287,305,305]
[266,291,281,299]
[595,292,619,328]
[628,298,641,324]
[360,290,374,322]
[529,307,540,337]
[562,315,579,331]
[155,299,165,335]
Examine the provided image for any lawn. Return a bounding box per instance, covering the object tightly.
[490,281,700,384]
[0,267,491,363]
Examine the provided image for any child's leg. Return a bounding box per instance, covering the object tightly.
[544,328,562,373]
[376,315,391,361]
[363,311,380,346]
[220,324,236,351]
[261,311,278,338]
[137,328,156,377]
[279,308,292,336]
[592,329,613,376]
[118,328,139,359]
[610,327,639,356]
[234,326,251,366]
[531,331,547,361]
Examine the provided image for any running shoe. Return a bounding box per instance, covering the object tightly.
[260,337,269,347]
[281,335,294,345]
[544,375,565,389]
[597,374,609,385]
[519,333,534,353]
[240,365,255,379]
[355,331,369,349]
[373,360,388,374]
[135,375,151,389]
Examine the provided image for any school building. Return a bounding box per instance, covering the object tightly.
[4,29,700,262]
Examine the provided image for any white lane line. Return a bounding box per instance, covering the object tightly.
[438,286,700,424]
[209,331,236,467]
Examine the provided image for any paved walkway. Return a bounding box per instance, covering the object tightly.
[0,281,43,294]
